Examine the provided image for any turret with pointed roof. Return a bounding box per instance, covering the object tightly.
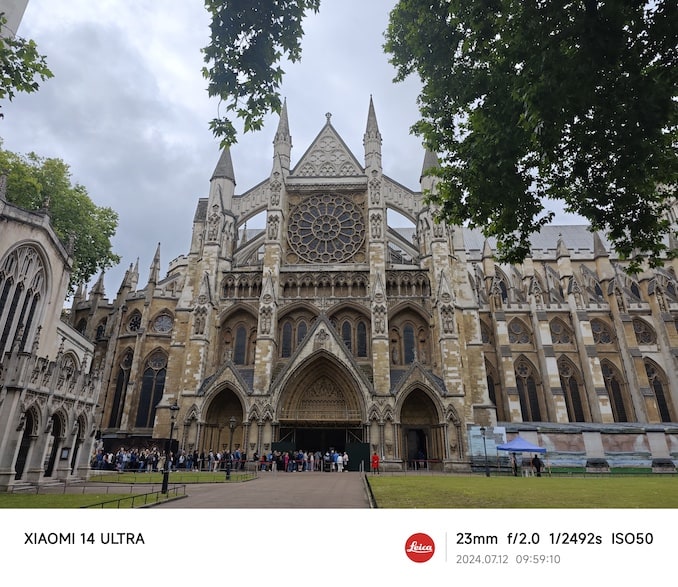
[208,146,236,212]
[364,95,382,170]
[273,98,292,174]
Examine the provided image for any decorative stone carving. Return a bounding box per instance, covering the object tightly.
[369,171,381,205]
[370,212,382,239]
[267,214,280,240]
[269,172,282,207]
[207,205,221,241]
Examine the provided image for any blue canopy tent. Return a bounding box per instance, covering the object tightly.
[497,435,547,476]
[496,435,546,454]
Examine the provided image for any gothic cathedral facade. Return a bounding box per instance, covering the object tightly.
[3,100,677,484]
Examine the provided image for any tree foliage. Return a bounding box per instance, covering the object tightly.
[0,13,53,118]
[385,0,677,270]
[202,0,320,147]
[0,146,121,291]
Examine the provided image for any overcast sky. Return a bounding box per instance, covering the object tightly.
[2,1,580,297]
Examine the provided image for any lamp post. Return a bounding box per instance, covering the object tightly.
[226,416,236,480]
[161,401,180,494]
[479,426,490,477]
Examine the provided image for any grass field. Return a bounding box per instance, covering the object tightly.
[1,473,676,508]
[0,493,142,508]
[87,471,256,484]
[367,475,678,508]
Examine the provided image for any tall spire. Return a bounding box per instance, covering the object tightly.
[148,242,161,286]
[273,98,292,173]
[363,95,382,170]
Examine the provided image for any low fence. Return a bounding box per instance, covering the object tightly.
[80,485,187,508]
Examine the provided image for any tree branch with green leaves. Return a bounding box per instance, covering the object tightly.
[202,0,320,147]
[385,0,677,271]
[0,12,53,118]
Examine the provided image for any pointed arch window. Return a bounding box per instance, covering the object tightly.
[403,324,416,363]
[341,321,352,352]
[633,319,656,345]
[591,319,613,344]
[499,279,509,303]
[357,320,367,357]
[135,352,167,428]
[96,319,107,340]
[233,326,247,364]
[550,318,573,345]
[0,244,46,355]
[508,319,531,344]
[281,321,293,357]
[297,320,308,345]
[558,358,587,422]
[601,361,631,423]
[515,358,542,421]
[109,350,133,428]
[645,361,673,422]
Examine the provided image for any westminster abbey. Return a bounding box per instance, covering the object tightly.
[1,99,677,488]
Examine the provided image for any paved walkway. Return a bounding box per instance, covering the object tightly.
[153,470,372,508]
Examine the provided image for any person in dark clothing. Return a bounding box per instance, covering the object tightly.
[531,454,544,477]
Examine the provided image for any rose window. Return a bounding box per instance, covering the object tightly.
[288,193,365,263]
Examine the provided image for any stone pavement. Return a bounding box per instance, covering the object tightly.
[152,470,372,508]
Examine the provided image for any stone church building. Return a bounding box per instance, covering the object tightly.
[2,99,677,485]
[0,181,99,491]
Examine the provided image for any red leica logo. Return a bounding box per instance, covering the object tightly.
[405,533,435,563]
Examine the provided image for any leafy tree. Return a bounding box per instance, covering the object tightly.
[0,13,53,118]
[0,146,121,291]
[202,0,320,147]
[385,0,677,270]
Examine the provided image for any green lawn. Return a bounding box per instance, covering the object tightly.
[367,475,678,508]
[87,471,256,484]
[0,493,141,508]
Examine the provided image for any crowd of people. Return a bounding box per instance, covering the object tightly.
[257,449,350,472]
[90,446,353,473]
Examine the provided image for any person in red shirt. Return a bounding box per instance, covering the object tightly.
[371,452,380,475]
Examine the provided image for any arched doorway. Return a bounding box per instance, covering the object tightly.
[14,410,36,480]
[44,413,64,477]
[400,388,440,469]
[200,388,245,456]
[277,355,366,463]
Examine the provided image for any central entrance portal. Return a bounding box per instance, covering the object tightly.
[276,352,369,470]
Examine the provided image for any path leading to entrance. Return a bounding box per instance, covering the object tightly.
[152,471,371,508]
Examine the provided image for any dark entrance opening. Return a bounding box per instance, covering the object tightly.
[406,428,428,469]
[279,427,348,453]
[276,427,365,471]
[14,411,34,480]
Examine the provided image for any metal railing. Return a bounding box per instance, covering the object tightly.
[80,484,186,508]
